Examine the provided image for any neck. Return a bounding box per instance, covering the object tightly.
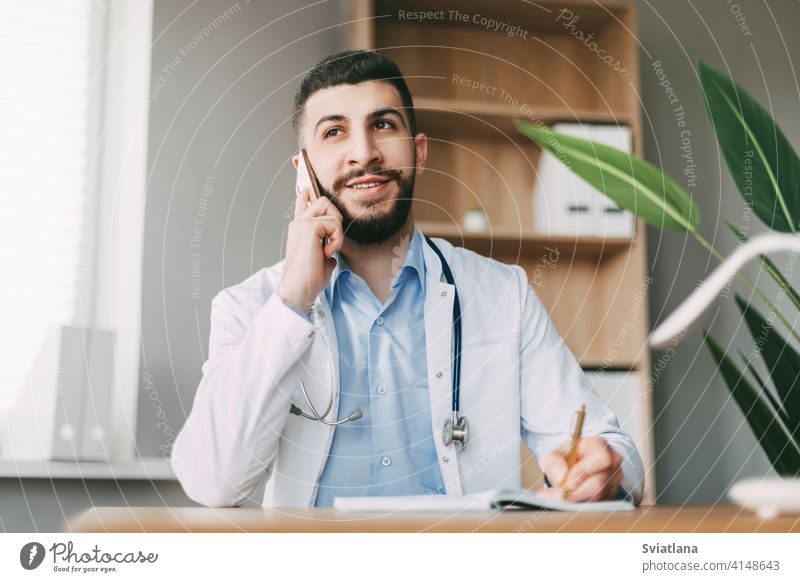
[339,216,416,303]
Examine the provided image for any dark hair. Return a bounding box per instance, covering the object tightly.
[292,50,416,141]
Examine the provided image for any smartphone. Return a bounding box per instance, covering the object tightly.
[296,148,329,246]
[296,148,322,204]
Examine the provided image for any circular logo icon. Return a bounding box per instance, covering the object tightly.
[20,542,46,570]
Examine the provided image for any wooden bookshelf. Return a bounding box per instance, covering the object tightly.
[347,0,654,502]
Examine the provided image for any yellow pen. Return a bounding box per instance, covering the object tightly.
[561,405,586,498]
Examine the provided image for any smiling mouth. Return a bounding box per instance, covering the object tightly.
[346,178,390,190]
[342,178,396,200]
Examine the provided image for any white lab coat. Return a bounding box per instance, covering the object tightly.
[171,235,645,507]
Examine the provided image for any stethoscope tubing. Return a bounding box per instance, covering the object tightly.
[290,236,464,443]
[423,236,462,417]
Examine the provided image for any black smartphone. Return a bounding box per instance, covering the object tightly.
[296,148,323,203]
[296,148,329,246]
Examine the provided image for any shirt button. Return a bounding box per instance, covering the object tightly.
[436,371,443,378]
[307,330,315,338]
[442,456,449,463]
[376,385,387,395]
[376,316,384,326]
[381,456,391,467]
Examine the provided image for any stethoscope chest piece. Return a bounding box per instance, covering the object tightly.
[442,413,469,452]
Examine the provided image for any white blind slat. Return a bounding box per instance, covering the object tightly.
[0,0,97,410]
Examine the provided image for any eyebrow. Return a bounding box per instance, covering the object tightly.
[312,107,407,135]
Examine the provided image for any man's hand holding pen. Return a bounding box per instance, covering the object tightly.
[537,406,626,503]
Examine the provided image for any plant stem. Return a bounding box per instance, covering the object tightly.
[694,231,800,343]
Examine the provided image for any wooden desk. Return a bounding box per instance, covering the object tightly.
[65,505,800,533]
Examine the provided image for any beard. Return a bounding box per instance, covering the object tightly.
[320,164,415,245]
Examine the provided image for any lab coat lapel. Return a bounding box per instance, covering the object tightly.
[422,237,463,494]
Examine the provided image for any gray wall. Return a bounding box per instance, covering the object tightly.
[138,0,345,461]
[637,0,800,503]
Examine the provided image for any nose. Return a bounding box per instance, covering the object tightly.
[345,126,382,168]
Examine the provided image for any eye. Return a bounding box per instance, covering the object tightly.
[373,119,396,130]
[323,127,343,139]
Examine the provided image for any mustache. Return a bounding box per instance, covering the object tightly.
[331,166,404,193]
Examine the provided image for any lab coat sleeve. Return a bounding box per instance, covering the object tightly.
[516,269,645,505]
[171,289,315,507]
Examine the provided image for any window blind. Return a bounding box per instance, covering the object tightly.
[0,1,98,409]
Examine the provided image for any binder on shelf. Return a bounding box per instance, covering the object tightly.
[0,325,114,462]
[79,328,114,460]
[533,122,635,238]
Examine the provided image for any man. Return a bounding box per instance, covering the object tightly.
[172,50,645,508]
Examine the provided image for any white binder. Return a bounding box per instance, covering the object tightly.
[0,325,114,461]
[533,122,635,237]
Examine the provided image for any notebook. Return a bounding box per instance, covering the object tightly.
[333,489,635,513]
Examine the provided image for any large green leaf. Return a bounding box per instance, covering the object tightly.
[734,294,800,441]
[699,61,800,233]
[705,331,800,475]
[738,349,793,430]
[515,120,700,232]
[725,219,800,311]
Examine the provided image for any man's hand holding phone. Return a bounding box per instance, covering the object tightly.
[276,155,344,314]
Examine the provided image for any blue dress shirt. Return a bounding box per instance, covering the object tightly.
[313,227,446,507]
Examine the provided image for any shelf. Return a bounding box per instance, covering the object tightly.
[0,457,176,481]
[415,97,633,138]
[417,221,634,258]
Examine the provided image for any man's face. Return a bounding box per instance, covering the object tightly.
[296,80,427,244]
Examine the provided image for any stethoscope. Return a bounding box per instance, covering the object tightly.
[289,236,469,452]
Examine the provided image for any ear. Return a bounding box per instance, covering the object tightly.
[413,133,428,177]
[292,154,299,170]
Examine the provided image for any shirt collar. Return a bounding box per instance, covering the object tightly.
[325,226,426,302]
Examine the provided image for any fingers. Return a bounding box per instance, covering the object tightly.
[540,450,569,487]
[563,437,621,491]
[564,466,624,503]
[302,194,342,221]
[312,216,343,258]
[296,195,344,257]
[541,437,624,502]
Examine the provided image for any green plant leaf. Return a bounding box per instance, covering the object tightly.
[699,61,800,233]
[514,120,700,232]
[734,294,800,442]
[705,331,800,475]
[725,219,800,311]
[738,349,793,431]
